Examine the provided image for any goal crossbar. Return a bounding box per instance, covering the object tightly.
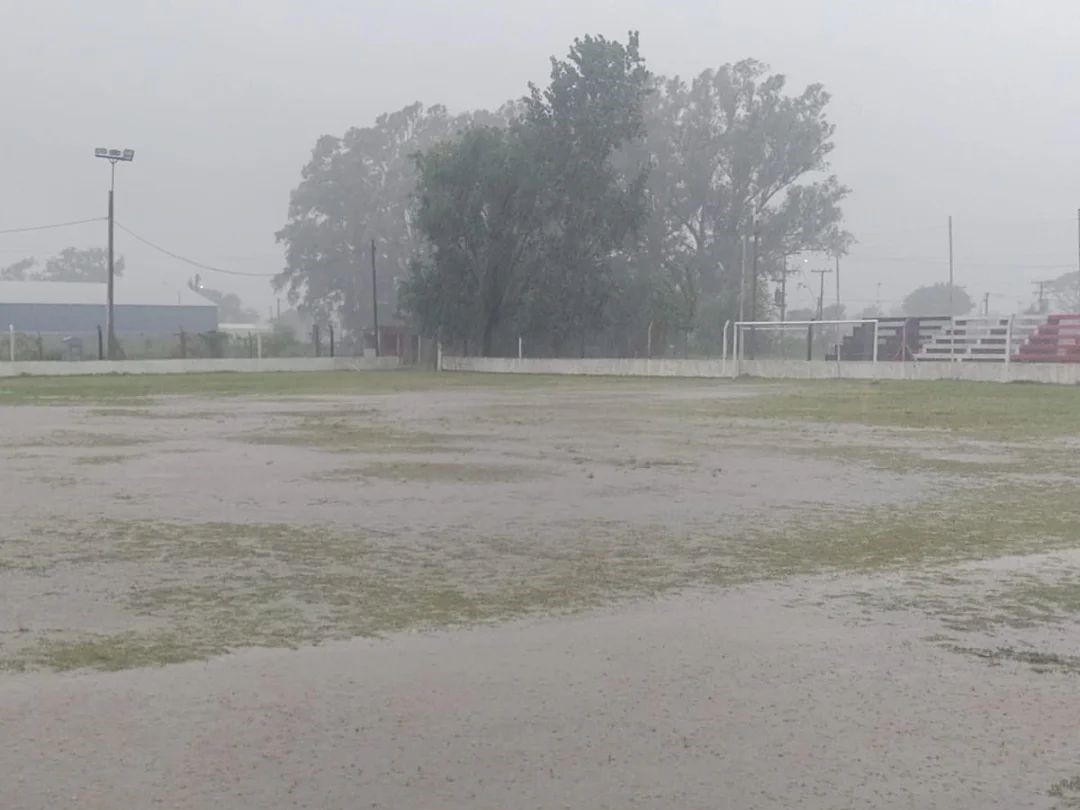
[732,319,879,367]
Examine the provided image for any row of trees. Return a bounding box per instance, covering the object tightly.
[0,248,124,283]
[276,33,853,356]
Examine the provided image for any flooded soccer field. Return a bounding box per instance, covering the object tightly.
[2,370,1080,809]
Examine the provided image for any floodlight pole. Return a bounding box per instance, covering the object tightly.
[107,162,116,359]
[95,147,134,360]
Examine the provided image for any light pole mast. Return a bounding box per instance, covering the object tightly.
[94,147,135,360]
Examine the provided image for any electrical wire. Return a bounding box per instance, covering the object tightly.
[115,223,278,278]
[0,217,105,235]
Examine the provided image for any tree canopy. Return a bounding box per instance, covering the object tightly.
[0,248,123,283]
[902,283,973,316]
[275,102,516,342]
[278,34,854,357]
[1049,272,1079,312]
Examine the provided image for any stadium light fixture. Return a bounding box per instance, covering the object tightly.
[93,146,136,359]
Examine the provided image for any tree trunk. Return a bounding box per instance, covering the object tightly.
[481,315,498,358]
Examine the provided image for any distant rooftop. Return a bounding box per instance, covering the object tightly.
[0,279,215,308]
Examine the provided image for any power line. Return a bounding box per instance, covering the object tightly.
[115,223,278,278]
[0,217,105,235]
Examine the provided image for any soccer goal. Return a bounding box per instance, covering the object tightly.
[732,319,879,366]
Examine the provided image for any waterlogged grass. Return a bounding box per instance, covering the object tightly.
[6,430,151,449]
[240,418,469,454]
[314,461,538,483]
[946,645,1080,676]
[0,369,630,405]
[74,454,129,466]
[712,380,1080,438]
[1050,776,1080,807]
[6,476,1080,673]
[87,407,223,420]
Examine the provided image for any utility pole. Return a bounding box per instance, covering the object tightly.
[780,255,790,322]
[107,164,115,357]
[983,292,991,316]
[948,215,955,317]
[94,148,134,359]
[370,239,381,357]
[738,235,747,322]
[811,268,833,320]
[834,253,841,318]
[750,227,760,321]
[876,282,882,313]
[1034,280,1051,314]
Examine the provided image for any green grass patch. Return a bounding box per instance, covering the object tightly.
[712,380,1080,438]
[0,369,645,405]
[6,475,1080,673]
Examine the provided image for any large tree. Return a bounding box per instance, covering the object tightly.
[275,102,513,339]
[636,60,851,330]
[1049,271,1080,312]
[0,257,36,281]
[518,32,651,355]
[1,249,123,283]
[39,248,123,282]
[406,127,544,355]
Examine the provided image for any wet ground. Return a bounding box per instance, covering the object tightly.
[1,372,1079,808]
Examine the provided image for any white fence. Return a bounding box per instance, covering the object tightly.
[0,356,401,378]
[440,355,1080,385]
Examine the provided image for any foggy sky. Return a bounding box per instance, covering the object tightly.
[4,0,1079,317]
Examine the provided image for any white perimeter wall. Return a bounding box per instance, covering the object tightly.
[0,357,401,378]
[441,356,1080,385]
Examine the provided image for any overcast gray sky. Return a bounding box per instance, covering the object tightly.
[3,0,1079,316]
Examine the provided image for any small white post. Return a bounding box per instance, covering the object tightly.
[518,336,523,360]
[436,340,443,372]
[872,319,880,371]
[416,334,422,365]
[733,323,741,378]
[256,331,263,359]
[1005,315,1014,368]
[722,320,731,374]
[8,324,13,363]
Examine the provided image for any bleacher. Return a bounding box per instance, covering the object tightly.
[914,315,1044,362]
[1013,314,1080,363]
[828,317,950,361]
[813,313,1080,364]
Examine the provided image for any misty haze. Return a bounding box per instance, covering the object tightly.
[3,3,1080,809]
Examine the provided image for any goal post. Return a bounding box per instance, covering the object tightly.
[733,319,879,371]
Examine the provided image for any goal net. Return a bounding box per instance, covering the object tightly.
[733,320,879,363]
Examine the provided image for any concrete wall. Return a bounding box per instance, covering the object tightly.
[0,356,400,378]
[441,356,1080,385]
[441,356,731,378]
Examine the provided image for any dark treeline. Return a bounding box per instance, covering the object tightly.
[276,32,851,357]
